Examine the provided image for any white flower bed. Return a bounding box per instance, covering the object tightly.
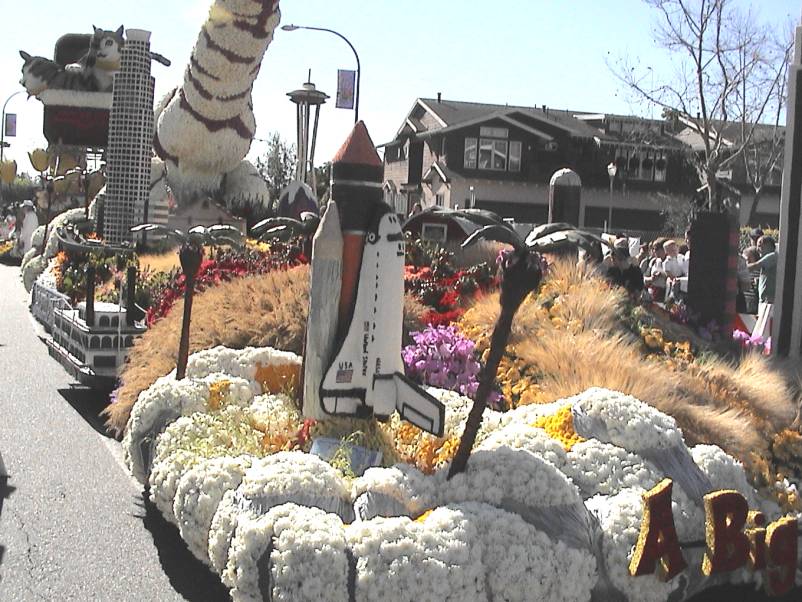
[124,346,795,602]
[123,373,253,484]
[346,506,485,601]
[564,439,663,499]
[477,422,568,469]
[227,504,349,602]
[437,447,580,510]
[208,452,352,580]
[352,464,436,520]
[691,444,781,518]
[570,387,683,450]
[174,455,254,565]
[185,346,301,394]
[458,501,597,602]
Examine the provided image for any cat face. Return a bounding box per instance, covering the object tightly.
[91,25,124,68]
[19,50,58,96]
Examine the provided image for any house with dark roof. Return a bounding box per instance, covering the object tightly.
[382,97,779,233]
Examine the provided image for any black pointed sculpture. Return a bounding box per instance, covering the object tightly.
[130,223,244,379]
[446,216,608,478]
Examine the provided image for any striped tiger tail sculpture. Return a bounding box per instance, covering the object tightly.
[154,0,279,205]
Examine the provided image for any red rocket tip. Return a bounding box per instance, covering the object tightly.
[332,121,383,168]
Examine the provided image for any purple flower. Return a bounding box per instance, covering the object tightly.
[732,329,750,343]
[402,324,492,402]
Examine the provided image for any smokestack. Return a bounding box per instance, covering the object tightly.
[85,265,95,327]
[126,266,137,326]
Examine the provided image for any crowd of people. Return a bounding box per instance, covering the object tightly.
[600,227,776,320]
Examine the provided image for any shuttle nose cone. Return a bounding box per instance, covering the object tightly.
[332,121,383,168]
[331,121,385,233]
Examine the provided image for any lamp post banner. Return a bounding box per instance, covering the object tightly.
[336,69,356,109]
[4,113,16,137]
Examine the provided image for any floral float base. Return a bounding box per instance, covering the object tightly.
[122,345,802,601]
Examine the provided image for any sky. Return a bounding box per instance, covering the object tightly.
[0,0,799,174]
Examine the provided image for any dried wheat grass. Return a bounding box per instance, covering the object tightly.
[458,258,798,467]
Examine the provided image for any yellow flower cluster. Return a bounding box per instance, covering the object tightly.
[254,362,300,396]
[640,327,695,367]
[207,379,232,411]
[249,417,295,455]
[494,355,550,407]
[415,509,434,523]
[384,420,460,474]
[0,241,14,256]
[533,405,585,451]
[245,238,271,254]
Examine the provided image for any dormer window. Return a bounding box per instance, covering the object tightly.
[465,128,522,172]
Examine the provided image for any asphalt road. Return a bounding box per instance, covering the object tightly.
[0,264,229,601]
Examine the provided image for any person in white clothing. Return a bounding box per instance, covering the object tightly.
[17,200,39,256]
[661,240,687,278]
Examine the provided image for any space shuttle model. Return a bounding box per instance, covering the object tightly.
[302,122,445,437]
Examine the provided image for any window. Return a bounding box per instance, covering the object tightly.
[479,139,508,170]
[615,147,667,182]
[509,141,522,172]
[421,223,447,243]
[479,126,509,138]
[464,138,477,168]
[435,193,444,206]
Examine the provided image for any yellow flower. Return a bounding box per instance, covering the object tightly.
[415,509,434,523]
[208,379,232,410]
[254,362,300,396]
[533,405,586,451]
[434,437,460,466]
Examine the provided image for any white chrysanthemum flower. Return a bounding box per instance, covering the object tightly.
[227,504,349,602]
[123,373,253,484]
[352,465,436,520]
[248,393,302,433]
[208,451,350,580]
[569,387,684,450]
[457,501,597,602]
[478,423,568,468]
[426,387,503,442]
[498,400,566,427]
[565,440,663,499]
[346,506,486,601]
[691,444,781,519]
[149,449,200,526]
[185,346,301,394]
[437,447,581,510]
[586,488,679,602]
[174,455,254,565]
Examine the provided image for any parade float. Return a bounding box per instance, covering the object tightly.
[112,117,802,601]
[12,0,802,599]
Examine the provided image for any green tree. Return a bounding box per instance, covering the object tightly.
[313,161,331,203]
[255,132,296,213]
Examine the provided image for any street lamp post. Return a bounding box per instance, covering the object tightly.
[607,162,617,233]
[1,91,25,164]
[281,24,361,123]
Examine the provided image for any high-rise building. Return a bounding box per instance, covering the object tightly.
[102,29,156,244]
